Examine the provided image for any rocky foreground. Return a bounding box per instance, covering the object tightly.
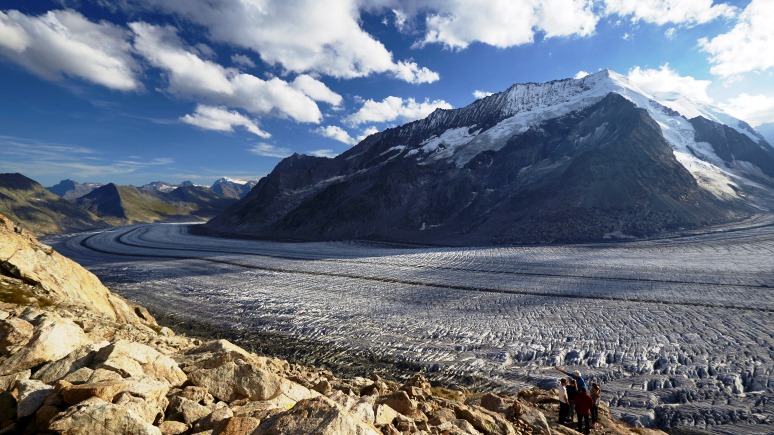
[0,214,665,435]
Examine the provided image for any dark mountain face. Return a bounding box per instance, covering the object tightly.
[46,179,102,200]
[75,183,126,219]
[690,117,774,179]
[204,94,751,245]
[163,185,237,218]
[211,178,258,199]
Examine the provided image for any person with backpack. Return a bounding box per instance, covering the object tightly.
[574,387,594,434]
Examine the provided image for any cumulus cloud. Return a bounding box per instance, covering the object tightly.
[719,93,774,126]
[0,9,139,90]
[604,0,736,26]
[292,75,343,106]
[130,22,322,123]
[315,125,356,145]
[414,0,598,49]
[627,65,712,103]
[249,143,293,158]
[574,70,590,79]
[346,96,452,125]
[180,105,271,138]
[358,126,381,141]
[231,53,255,68]
[699,0,774,77]
[127,0,438,83]
[473,90,493,99]
[309,149,339,158]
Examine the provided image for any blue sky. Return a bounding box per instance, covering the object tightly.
[0,0,772,187]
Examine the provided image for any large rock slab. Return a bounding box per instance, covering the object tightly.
[93,340,186,386]
[188,359,282,402]
[258,396,380,435]
[15,379,53,418]
[48,396,162,434]
[0,317,34,355]
[0,314,91,375]
[33,340,110,384]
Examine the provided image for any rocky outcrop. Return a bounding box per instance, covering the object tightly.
[0,212,666,434]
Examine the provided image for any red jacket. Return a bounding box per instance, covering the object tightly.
[574,391,593,415]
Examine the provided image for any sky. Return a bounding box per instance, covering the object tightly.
[0,0,772,187]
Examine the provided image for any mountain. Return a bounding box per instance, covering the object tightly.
[46,179,103,200]
[203,70,774,245]
[76,183,236,225]
[211,177,259,199]
[139,180,179,193]
[0,173,107,235]
[758,122,774,149]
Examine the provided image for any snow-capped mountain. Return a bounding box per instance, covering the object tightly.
[203,70,774,244]
[139,181,179,193]
[211,177,259,199]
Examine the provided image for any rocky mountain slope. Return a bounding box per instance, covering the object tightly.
[46,180,103,201]
[204,71,774,244]
[76,183,236,226]
[0,173,107,236]
[0,212,666,434]
[757,122,774,150]
[211,178,259,199]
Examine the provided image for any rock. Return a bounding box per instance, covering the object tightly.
[374,403,399,426]
[48,396,162,434]
[59,379,128,405]
[33,340,109,384]
[193,405,233,432]
[0,317,34,355]
[61,367,94,384]
[455,404,515,435]
[158,420,188,435]
[0,369,30,392]
[313,379,332,395]
[0,391,15,422]
[350,397,376,425]
[87,368,124,383]
[15,379,54,418]
[480,393,506,413]
[182,339,257,370]
[0,314,91,375]
[258,396,380,435]
[114,392,165,425]
[213,416,260,435]
[188,360,282,402]
[168,396,211,424]
[511,399,550,434]
[378,390,420,417]
[58,376,170,424]
[401,374,432,398]
[180,385,214,405]
[93,340,186,386]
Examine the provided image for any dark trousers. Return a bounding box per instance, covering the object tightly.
[591,404,599,424]
[558,402,569,423]
[577,413,591,434]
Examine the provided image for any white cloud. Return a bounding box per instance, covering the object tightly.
[0,9,139,91]
[309,149,339,158]
[315,125,356,145]
[664,27,677,39]
[128,0,437,83]
[473,90,494,99]
[357,126,381,142]
[574,70,589,79]
[292,75,343,106]
[231,53,255,68]
[249,143,293,158]
[180,105,271,138]
[604,0,736,26]
[130,22,322,123]
[346,96,452,125]
[414,0,598,49]
[699,0,774,78]
[627,65,712,103]
[719,93,774,126]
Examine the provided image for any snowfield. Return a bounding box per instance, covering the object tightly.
[48,223,774,433]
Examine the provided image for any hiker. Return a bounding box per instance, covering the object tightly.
[553,366,588,391]
[557,378,569,424]
[574,387,594,434]
[590,382,601,427]
[566,378,578,421]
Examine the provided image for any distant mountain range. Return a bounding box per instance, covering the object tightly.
[211,177,259,199]
[1,174,256,235]
[203,70,774,245]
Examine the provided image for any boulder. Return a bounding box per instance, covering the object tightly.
[188,360,282,402]
[0,369,30,392]
[33,340,110,384]
[15,379,53,418]
[213,416,261,435]
[0,314,91,375]
[158,420,188,435]
[181,339,257,370]
[193,405,234,432]
[93,340,186,386]
[455,404,516,435]
[59,379,129,405]
[258,396,380,435]
[167,396,211,424]
[374,403,399,426]
[48,396,162,434]
[0,317,34,355]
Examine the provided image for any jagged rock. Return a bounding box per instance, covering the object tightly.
[377,390,425,420]
[511,399,550,434]
[0,317,33,355]
[436,419,480,434]
[48,396,162,434]
[213,416,260,435]
[374,403,399,426]
[58,379,129,405]
[193,405,233,432]
[168,396,211,424]
[0,369,30,392]
[480,393,506,413]
[349,397,376,425]
[0,314,91,376]
[180,385,214,405]
[61,367,94,384]
[258,396,380,434]
[33,340,109,384]
[158,420,188,435]
[87,368,124,383]
[188,359,282,402]
[455,404,515,435]
[15,379,53,418]
[93,340,186,386]
[401,374,432,399]
[0,391,16,422]
[313,379,332,395]
[181,339,257,370]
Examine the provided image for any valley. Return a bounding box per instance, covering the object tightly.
[48,222,774,434]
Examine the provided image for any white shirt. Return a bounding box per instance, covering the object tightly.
[557,385,568,404]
